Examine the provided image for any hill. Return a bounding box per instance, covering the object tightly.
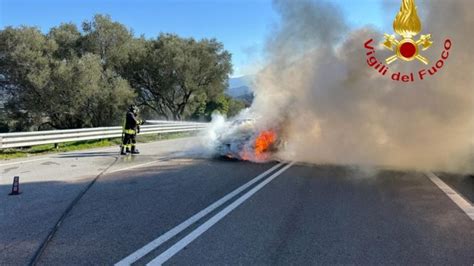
[227,76,254,97]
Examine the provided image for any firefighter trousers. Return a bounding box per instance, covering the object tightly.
[122,133,137,150]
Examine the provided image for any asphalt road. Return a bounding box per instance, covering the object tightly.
[1,137,473,265]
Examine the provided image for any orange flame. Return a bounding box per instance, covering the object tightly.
[254,130,277,160]
[237,130,278,162]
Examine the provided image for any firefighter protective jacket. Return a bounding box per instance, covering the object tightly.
[123,111,140,134]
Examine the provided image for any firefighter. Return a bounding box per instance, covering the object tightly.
[121,105,143,155]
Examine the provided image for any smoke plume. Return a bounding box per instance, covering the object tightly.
[211,0,474,172]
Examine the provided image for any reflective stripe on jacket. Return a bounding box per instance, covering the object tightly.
[123,111,139,134]
[123,129,136,134]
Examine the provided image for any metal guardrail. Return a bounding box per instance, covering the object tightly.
[0,121,207,149]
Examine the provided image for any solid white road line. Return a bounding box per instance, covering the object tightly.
[108,159,168,174]
[0,157,50,167]
[115,162,286,266]
[0,137,197,167]
[426,172,474,221]
[0,147,117,167]
[147,162,295,266]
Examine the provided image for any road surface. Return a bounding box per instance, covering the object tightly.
[1,137,473,265]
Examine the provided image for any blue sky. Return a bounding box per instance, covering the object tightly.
[0,0,398,77]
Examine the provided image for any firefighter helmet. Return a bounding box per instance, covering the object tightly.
[128,105,139,114]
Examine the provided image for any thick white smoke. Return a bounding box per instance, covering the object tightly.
[209,0,474,172]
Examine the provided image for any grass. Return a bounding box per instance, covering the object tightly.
[0,132,196,160]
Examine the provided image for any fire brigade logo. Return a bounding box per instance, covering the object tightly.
[383,0,432,65]
[364,0,451,82]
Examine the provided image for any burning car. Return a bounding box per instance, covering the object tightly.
[213,118,283,162]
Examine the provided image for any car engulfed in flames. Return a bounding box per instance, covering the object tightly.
[214,118,283,162]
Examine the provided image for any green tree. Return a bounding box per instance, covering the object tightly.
[0,26,58,130]
[1,14,235,130]
[45,54,134,128]
[227,97,246,117]
[123,34,232,120]
[0,26,135,130]
[192,95,246,120]
[48,23,82,59]
[81,14,133,70]
[0,106,9,132]
[202,94,229,119]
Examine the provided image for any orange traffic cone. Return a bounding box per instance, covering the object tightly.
[9,176,20,195]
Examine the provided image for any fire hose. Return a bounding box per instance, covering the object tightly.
[29,156,120,265]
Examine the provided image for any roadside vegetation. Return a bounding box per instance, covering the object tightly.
[0,132,195,160]
[0,14,246,133]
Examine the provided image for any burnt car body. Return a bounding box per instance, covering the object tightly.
[214,118,283,161]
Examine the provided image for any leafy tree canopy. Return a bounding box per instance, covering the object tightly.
[0,14,241,131]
